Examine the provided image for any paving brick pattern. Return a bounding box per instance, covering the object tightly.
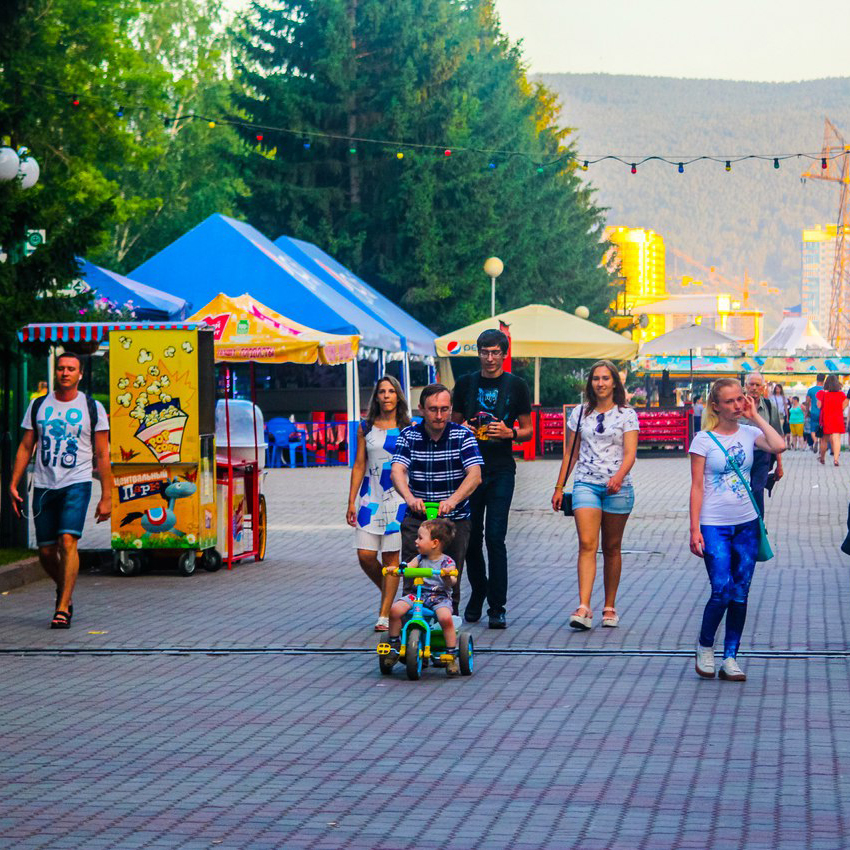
[2,450,850,848]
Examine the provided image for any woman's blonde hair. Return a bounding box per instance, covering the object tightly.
[366,375,411,428]
[701,378,742,432]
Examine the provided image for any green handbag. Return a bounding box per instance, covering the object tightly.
[706,432,774,562]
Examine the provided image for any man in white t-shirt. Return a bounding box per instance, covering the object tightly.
[9,353,111,629]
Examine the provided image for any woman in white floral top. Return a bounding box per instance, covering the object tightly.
[552,360,639,630]
[347,376,410,631]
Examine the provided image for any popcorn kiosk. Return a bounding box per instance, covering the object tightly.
[109,326,220,576]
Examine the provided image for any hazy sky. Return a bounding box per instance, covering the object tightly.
[495,0,848,81]
[223,1,848,83]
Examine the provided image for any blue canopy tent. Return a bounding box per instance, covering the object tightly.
[76,259,188,320]
[274,235,437,390]
[129,214,405,464]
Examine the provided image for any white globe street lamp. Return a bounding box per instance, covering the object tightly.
[0,145,39,188]
[0,146,20,181]
[574,305,590,319]
[483,256,504,317]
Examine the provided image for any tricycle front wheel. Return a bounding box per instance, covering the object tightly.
[405,627,424,681]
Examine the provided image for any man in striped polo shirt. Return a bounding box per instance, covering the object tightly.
[391,383,483,614]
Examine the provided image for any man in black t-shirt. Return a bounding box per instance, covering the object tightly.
[451,329,533,628]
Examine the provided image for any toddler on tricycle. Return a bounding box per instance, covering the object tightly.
[377,518,473,679]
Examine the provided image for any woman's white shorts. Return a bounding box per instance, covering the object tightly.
[355,528,401,553]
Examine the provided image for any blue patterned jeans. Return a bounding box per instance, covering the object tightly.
[698,518,760,658]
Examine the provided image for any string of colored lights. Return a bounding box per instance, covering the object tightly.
[15,80,849,173]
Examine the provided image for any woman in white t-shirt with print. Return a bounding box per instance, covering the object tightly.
[552,360,639,631]
[689,378,785,682]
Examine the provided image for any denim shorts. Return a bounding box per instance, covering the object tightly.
[571,481,635,514]
[32,482,92,546]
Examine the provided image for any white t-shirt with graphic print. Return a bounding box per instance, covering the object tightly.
[22,393,109,489]
[688,425,760,526]
[567,405,640,486]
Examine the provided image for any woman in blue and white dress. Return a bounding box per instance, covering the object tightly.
[347,375,411,631]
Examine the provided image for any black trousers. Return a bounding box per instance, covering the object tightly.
[465,467,516,617]
[400,514,471,615]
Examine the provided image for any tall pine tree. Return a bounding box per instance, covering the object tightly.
[234,0,614,335]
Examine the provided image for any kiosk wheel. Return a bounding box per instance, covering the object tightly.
[201,548,223,572]
[114,552,142,577]
[405,627,424,681]
[255,494,267,562]
[459,632,474,676]
[177,551,197,577]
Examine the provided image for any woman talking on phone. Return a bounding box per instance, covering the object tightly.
[552,360,639,630]
[689,378,785,682]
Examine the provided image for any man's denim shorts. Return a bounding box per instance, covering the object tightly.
[32,482,92,546]
[571,481,634,515]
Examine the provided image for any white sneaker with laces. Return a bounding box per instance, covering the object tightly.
[718,657,746,681]
[695,642,715,678]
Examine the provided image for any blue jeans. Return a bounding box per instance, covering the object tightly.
[698,518,760,658]
[465,468,515,617]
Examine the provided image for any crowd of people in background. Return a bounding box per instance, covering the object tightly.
[346,345,847,684]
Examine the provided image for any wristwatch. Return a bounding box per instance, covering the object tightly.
[511,427,518,440]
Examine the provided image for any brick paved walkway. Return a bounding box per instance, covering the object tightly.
[2,450,849,848]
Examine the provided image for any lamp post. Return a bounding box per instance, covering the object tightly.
[483,256,504,317]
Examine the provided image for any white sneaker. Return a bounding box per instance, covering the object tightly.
[719,657,746,681]
[695,642,715,678]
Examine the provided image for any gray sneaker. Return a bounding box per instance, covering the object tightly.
[718,657,746,681]
[445,655,460,676]
[695,642,715,678]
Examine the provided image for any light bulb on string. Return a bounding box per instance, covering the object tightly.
[630,163,637,174]
[208,121,216,128]
[444,149,452,157]
[536,165,544,174]
[116,106,124,118]
[349,146,357,154]
[72,95,80,106]
[396,151,404,160]
[725,160,731,172]
[678,162,684,174]
[256,133,263,142]
[303,140,311,150]
[822,157,828,169]
[487,162,496,170]
[773,158,780,169]
[582,161,588,171]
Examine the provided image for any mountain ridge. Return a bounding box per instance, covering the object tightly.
[534,73,850,325]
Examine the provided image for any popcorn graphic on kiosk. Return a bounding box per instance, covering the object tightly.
[135,398,189,463]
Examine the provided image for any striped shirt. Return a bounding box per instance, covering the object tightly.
[391,422,483,520]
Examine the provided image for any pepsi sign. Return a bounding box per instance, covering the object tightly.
[446,341,477,355]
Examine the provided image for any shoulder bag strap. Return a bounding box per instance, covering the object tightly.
[565,404,584,480]
[706,431,764,521]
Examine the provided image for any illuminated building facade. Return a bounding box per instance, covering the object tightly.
[801,225,850,337]
[606,226,666,345]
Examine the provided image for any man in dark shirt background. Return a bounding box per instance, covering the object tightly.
[452,329,533,628]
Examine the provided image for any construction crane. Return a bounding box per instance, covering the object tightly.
[666,246,753,304]
[801,118,850,348]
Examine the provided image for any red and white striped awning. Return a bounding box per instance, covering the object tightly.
[18,322,207,344]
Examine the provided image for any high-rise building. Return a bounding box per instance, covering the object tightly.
[801,225,850,338]
[605,226,666,346]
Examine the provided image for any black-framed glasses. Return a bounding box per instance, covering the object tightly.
[595,413,605,433]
